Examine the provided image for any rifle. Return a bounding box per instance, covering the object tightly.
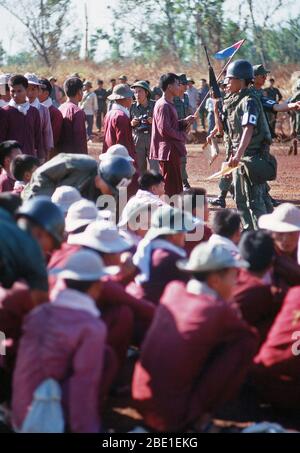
[194,39,246,118]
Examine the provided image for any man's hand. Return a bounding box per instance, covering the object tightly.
[131,118,140,127]
[147,116,153,124]
[288,101,300,111]
[184,115,195,126]
[228,153,241,168]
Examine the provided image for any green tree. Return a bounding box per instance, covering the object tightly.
[0,0,71,67]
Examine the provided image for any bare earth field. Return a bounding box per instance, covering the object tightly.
[88,140,300,433]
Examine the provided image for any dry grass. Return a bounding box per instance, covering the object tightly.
[1,57,299,93]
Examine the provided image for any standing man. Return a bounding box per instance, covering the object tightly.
[289,79,300,156]
[107,78,117,111]
[25,73,54,162]
[173,73,191,190]
[264,77,282,138]
[225,60,299,230]
[94,79,107,132]
[103,84,135,160]
[130,80,159,174]
[80,81,98,142]
[198,79,209,130]
[0,74,10,108]
[58,77,87,154]
[186,78,198,132]
[150,73,194,197]
[38,78,63,157]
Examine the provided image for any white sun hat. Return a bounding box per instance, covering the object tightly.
[99,144,134,162]
[258,203,300,233]
[68,220,133,253]
[177,242,249,273]
[52,249,111,281]
[65,199,99,233]
[51,186,82,215]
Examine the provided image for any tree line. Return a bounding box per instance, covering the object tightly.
[0,0,299,68]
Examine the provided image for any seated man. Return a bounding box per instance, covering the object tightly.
[12,250,116,433]
[132,242,258,432]
[258,203,300,295]
[180,187,212,255]
[127,205,194,304]
[233,230,280,342]
[208,208,241,256]
[253,284,300,409]
[118,170,165,228]
[0,141,22,192]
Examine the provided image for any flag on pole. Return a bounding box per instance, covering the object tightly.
[213,40,244,60]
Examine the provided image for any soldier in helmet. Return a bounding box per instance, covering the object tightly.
[173,74,192,190]
[23,152,135,221]
[130,81,159,175]
[288,78,300,156]
[0,196,65,305]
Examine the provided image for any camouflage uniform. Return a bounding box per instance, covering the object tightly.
[224,88,272,230]
[173,93,190,186]
[130,99,159,174]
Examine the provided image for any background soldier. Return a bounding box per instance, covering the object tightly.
[94,79,107,132]
[288,79,300,156]
[173,73,191,190]
[130,81,159,174]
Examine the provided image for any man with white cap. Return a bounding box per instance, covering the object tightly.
[25,73,54,161]
[0,74,10,108]
[132,242,258,432]
[12,249,116,433]
[258,203,300,293]
[127,205,194,303]
[51,185,82,216]
[102,84,136,161]
[48,221,155,368]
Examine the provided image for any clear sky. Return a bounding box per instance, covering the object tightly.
[0,0,299,58]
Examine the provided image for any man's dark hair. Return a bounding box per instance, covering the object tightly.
[0,140,21,167]
[11,155,39,181]
[180,188,207,212]
[212,208,241,238]
[64,77,83,97]
[39,78,52,95]
[239,230,275,273]
[97,79,103,85]
[110,78,116,83]
[0,193,22,215]
[138,171,164,191]
[269,78,275,83]
[64,279,96,293]
[159,73,179,92]
[8,74,28,89]
[200,79,207,83]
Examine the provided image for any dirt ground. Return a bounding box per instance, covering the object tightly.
[90,139,300,207]
[88,138,300,433]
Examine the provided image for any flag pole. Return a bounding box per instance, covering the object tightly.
[194,39,246,118]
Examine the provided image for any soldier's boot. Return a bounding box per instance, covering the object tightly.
[293,139,298,156]
[209,196,226,208]
[183,179,191,191]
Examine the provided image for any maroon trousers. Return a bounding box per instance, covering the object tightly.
[159,151,183,197]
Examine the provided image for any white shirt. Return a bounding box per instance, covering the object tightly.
[208,233,240,256]
[186,86,199,111]
[80,91,98,115]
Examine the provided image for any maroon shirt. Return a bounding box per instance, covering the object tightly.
[102,108,136,159]
[49,104,63,147]
[132,280,258,431]
[253,286,300,408]
[0,172,15,192]
[150,96,187,161]
[0,105,42,157]
[232,268,280,342]
[58,101,87,154]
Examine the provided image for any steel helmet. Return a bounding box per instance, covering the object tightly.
[17,196,65,247]
[226,59,254,80]
[98,156,135,194]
